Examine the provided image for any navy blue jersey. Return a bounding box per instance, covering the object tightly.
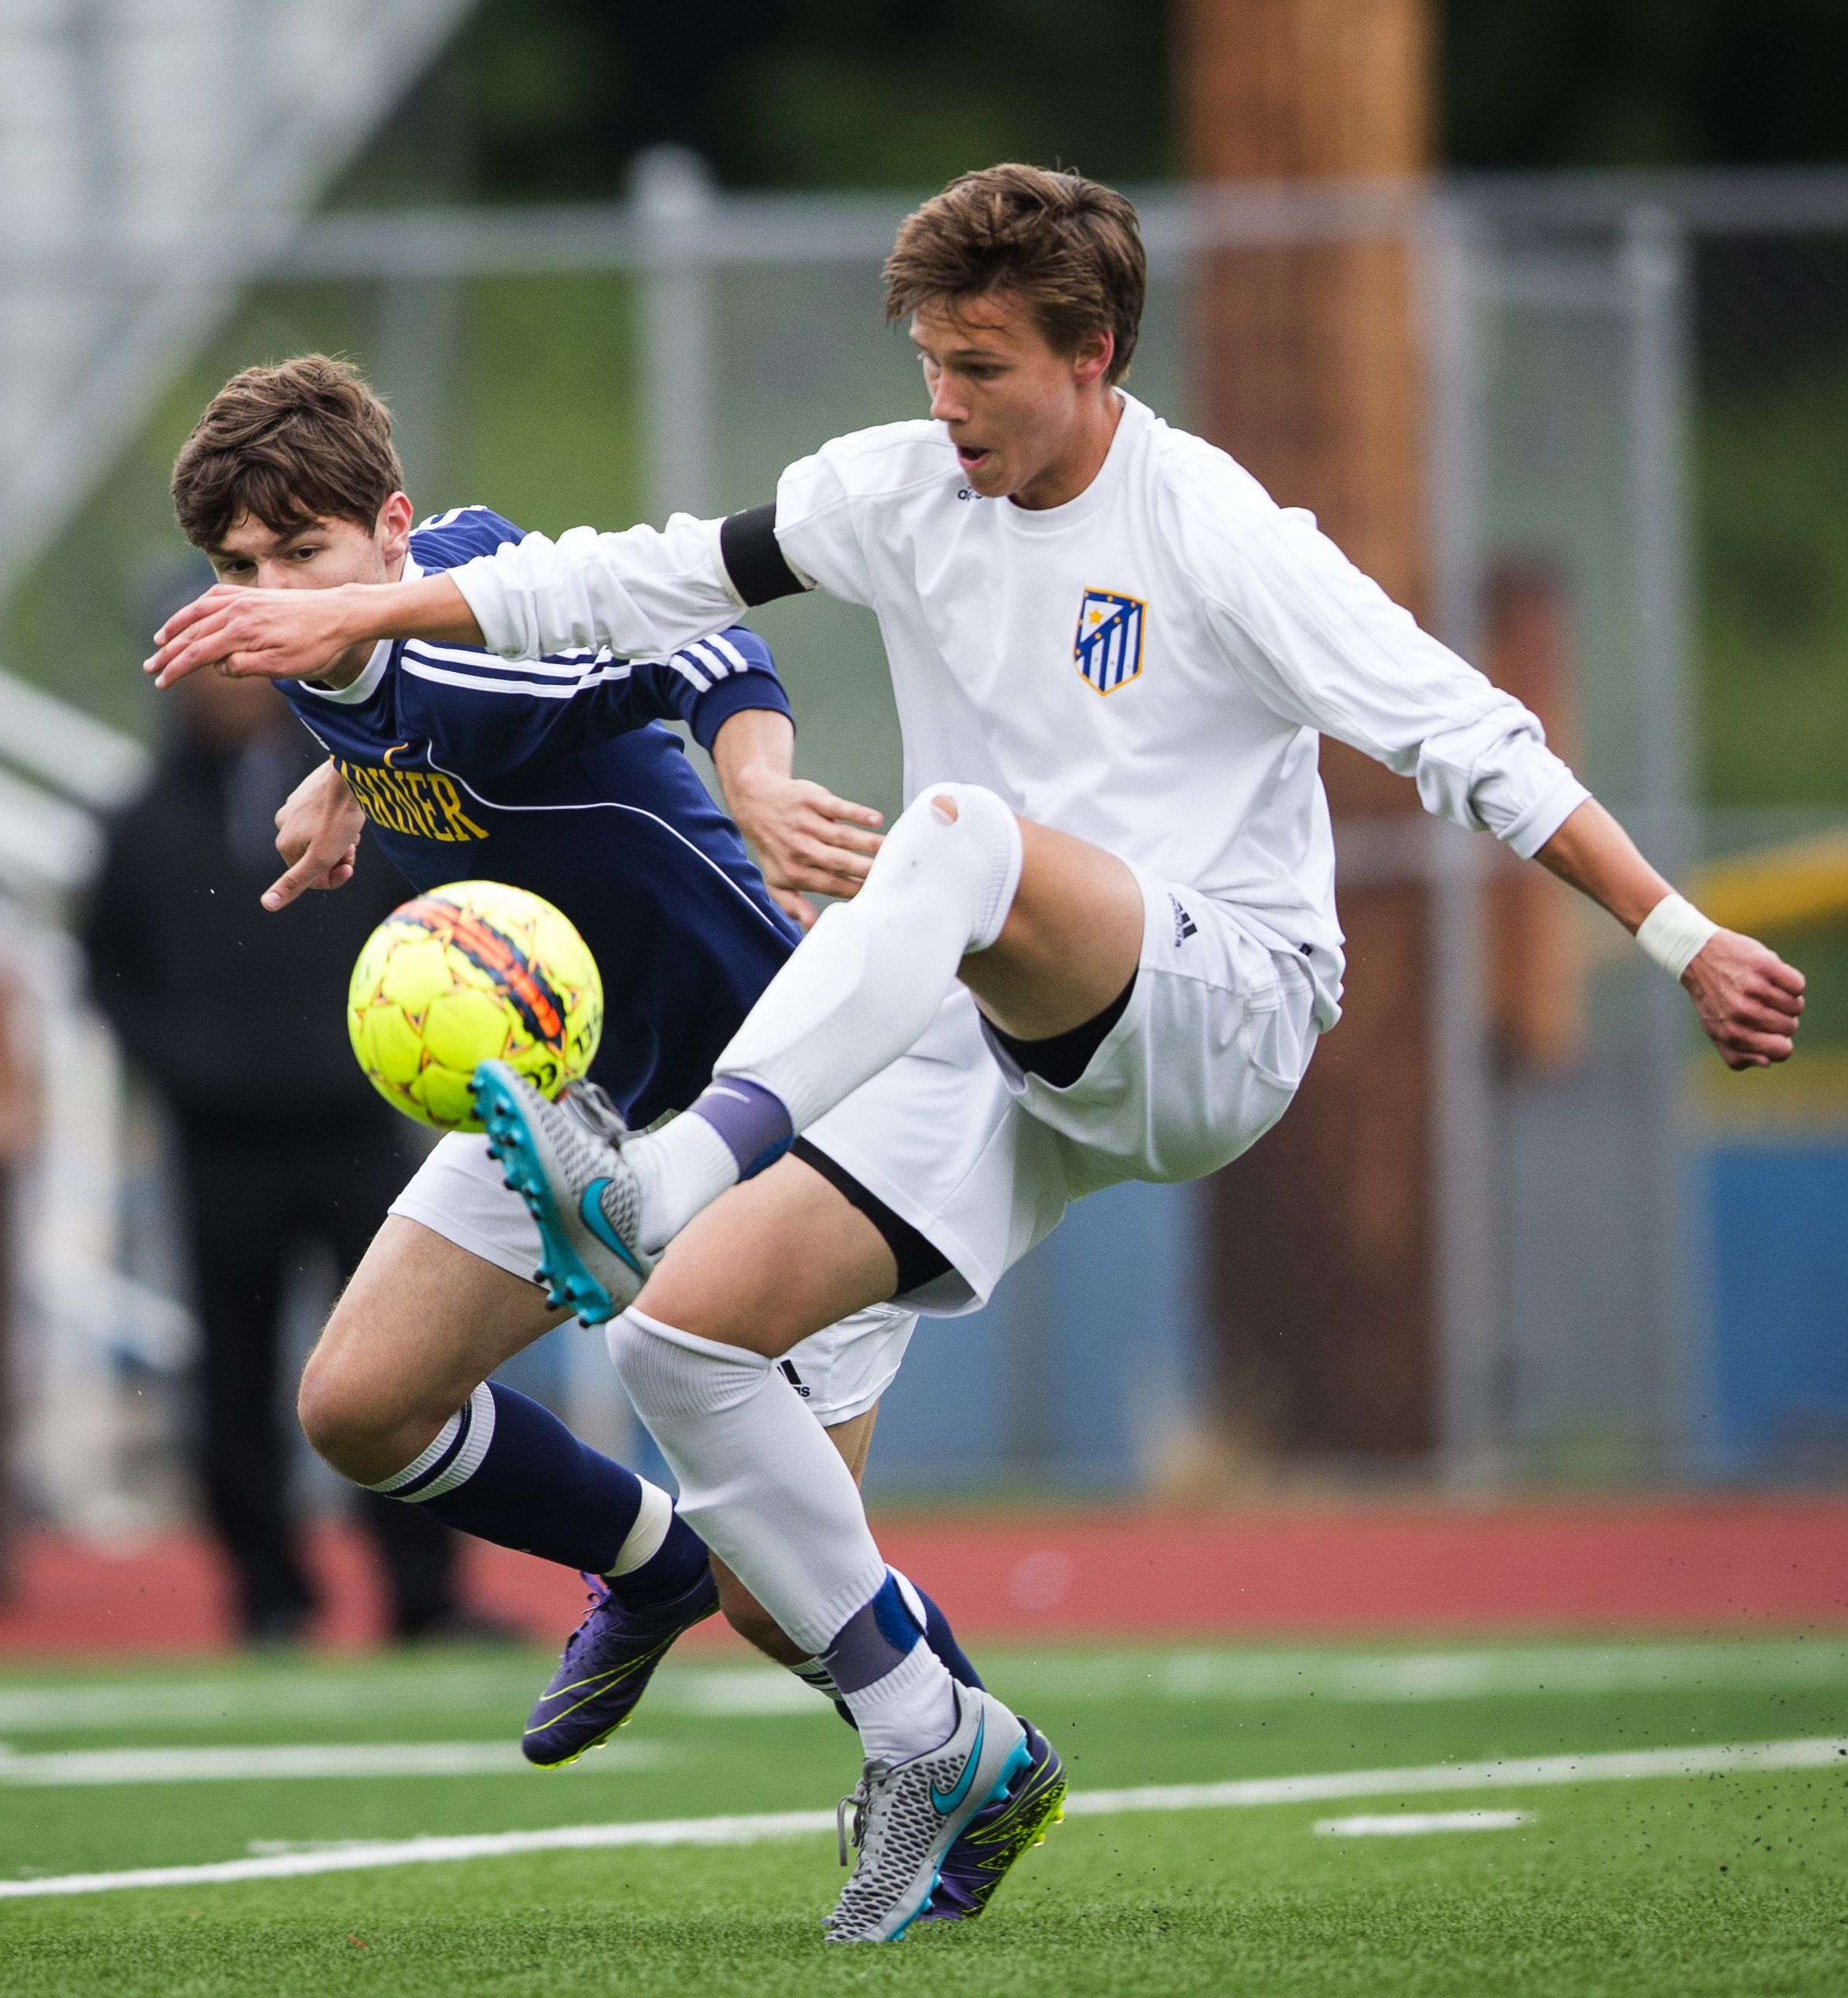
[282,506,800,1129]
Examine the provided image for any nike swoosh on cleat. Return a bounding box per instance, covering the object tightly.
[931,1713,985,1816]
[578,1182,646,1276]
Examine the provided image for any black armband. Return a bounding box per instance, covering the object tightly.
[718,504,807,606]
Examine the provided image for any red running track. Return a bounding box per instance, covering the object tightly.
[2,1498,1843,1656]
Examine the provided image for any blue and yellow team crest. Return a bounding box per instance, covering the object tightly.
[1072,588,1146,695]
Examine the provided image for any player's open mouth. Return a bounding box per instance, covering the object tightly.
[955,445,992,472]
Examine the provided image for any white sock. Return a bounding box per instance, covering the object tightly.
[621,786,1018,1249]
[610,1310,963,1761]
[790,1644,962,1759]
[717,782,1020,1129]
[629,1111,739,1253]
[846,1644,959,1765]
[622,785,1018,1249]
[607,1307,888,1656]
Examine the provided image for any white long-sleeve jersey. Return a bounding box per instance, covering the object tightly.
[451,393,1589,1028]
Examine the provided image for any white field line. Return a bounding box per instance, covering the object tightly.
[1027,1641,1848,1706]
[0,1740,665,1786]
[2,1735,1840,1900]
[4,1641,1846,1734]
[1315,1811,1531,1837]
[0,1666,818,1733]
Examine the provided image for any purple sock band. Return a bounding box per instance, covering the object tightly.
[689,1076,794,1181]
[821,1574,923,1695]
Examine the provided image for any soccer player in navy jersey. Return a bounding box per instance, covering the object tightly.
[159,355,986,1773]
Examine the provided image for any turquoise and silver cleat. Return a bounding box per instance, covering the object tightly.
[826,1685,1036,1945]
[471,1061,652,1324]
[921,1715,1065,1919]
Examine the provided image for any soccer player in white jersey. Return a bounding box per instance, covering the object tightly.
[149,164,1805,1941]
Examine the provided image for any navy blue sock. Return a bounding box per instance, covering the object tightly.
[375,1382,708,1606]
[607,1513,711,1608]
[913,1582,985,1691]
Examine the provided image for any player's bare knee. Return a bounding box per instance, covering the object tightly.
[297,1347,430,1483]
[295,1352,367,1469]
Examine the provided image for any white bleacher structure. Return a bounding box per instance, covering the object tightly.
[0,0,478,598]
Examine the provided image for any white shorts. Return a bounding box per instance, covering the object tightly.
[389,1133,917,1427]
[804,863,1321,1311]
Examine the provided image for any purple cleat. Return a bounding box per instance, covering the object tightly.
[523,1567,719,1767]
[921,1715,1066,1921]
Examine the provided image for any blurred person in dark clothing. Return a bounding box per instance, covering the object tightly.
[83,665,491,1643]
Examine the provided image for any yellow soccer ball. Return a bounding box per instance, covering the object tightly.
[347,881,604,1130]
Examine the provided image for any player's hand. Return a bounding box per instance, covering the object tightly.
[144,583,358,688]
[265,759,365,911]
[726,766,883,931]
[1683,929,1805,1068]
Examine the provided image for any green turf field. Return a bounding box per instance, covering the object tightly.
[4,1634,1846,1996]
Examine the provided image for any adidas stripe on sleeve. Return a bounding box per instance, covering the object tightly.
[393,624,790,778]
[367,504,790,776]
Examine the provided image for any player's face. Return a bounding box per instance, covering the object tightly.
[910,292,1114,505]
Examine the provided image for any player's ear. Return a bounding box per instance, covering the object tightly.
[377,491,415,563]
[1071,327,1115,389]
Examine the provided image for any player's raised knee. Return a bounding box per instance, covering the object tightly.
[894,780,1009,841]
[878,782,1022,946]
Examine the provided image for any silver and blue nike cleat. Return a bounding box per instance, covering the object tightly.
[471,1062,651,1325]
[921,1715,1065,1920]
[523,1567,719,1767]
[826,1685,1035,1944]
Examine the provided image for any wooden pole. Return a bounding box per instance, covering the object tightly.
[1178,0,1442,1458]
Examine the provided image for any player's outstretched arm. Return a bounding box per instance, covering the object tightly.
[1191,508,1803,1071]
[1535,799,1805,1070]
[143,573,482,688]
[709,708,883,930]
[447,516,762,663]
[264,759,365,911]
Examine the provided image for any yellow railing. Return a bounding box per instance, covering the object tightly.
[1692,828,1848,937]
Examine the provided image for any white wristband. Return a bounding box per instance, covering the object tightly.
[1635,893,1719,981]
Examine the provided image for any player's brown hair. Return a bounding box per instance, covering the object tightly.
[883,163,1146,383]
[171,354,404,550]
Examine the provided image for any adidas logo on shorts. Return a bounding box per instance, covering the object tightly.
[1168,894,1197,947]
